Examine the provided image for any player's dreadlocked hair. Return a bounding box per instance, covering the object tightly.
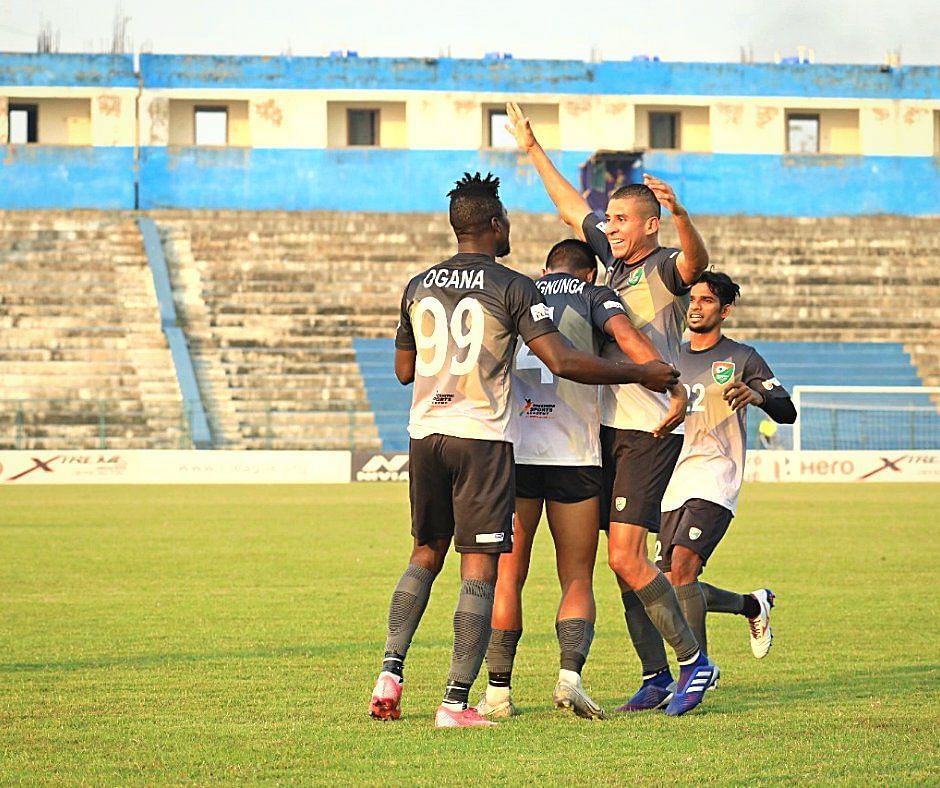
[447,172,504,237]
[699,269,741,307]
[609,183,661,219]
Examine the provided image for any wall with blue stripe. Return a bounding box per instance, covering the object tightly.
[138,55,940,100]
[0,146,135,209]
[0,53,136,87]
[139,147,940,215]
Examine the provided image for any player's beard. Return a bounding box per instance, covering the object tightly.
[496,240,511,258]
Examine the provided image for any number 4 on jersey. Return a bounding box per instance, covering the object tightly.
[515,342,553,384]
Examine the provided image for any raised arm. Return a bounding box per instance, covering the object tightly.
[506,101,591,237]
[526,331,678,390]
[644,174,709,286]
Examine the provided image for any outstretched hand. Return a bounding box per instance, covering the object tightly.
[505,102,537,152]
[643,174,683,215]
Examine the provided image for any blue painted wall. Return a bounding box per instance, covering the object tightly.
[0,146,135,209]
[139,54,940,100]
[139,146,940,215]
[0,53,136,87]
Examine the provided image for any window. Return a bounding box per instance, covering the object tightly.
[649,112,679,149]
[194,107,228,146]
[787,113,819,153]
[347,109,378,146]
[8,104,38,144]
[487,110,516,148]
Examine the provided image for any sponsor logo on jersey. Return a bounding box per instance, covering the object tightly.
[712,361,736,385]
[762,377,781,390]
[422,268,485,289]
[688,526,702,540]
[596,221,607,232]
[615,496,627,511]
[519,398,556,418]
[530,303,554,322]
[431,391,454,407]
[603,300,625,311]
[626,268,644,287]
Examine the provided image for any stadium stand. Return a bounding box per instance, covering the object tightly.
[154,212,383,450]
[0,211,185,449]
[151,211,937,452]
[0,209,935,451]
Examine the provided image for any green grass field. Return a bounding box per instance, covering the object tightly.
[1,483,937,785]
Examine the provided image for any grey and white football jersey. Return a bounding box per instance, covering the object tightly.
[582,214,689,434]
[661,336,790,514]
[396,253,558,443]
[512,272,628,466]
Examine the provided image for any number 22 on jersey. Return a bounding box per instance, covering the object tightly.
[414,296,484,377]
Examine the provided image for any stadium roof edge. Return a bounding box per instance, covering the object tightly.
[0,52,137,87]
[2,52,938,99]
[136,54,940,99]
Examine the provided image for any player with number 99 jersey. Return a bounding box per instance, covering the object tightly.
[396,253,558,445]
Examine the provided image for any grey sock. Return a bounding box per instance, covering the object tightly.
[621,591,669,676]
[447,579,495,685]
[384,563,435,658]
[556,618,595,673]
[635,572,700,664]
[701,582,746,614]
[675,582,708,658]
[486,628,522,677]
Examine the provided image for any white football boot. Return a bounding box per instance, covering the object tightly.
[748,589,775,659]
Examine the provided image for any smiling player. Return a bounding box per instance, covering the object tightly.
[656,270,797,666]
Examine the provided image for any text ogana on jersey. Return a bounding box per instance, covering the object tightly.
[423,269,485,289]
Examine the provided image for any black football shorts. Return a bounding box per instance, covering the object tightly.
[600,427,683,532]
[655,498,734,572]
[515,463,602,504]
[409,434,515,554]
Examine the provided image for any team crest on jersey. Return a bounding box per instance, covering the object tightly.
[712,361,735,385]
[626,268,644,287]
[615,497,627,511]
[689,527,702,540]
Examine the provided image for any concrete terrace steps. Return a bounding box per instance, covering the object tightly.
[158,220,383,450]
[0,212,186,449]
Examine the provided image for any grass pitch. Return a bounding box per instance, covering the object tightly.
[1,483,937,785]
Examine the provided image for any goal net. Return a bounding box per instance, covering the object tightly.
[791,386,940,451]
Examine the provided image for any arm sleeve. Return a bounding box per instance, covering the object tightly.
[589,284,628,334]
[656,248,691,296]
[581,213,615,267]
[744,349,797,424]
[394,285,416,350]
[507,276,559,344]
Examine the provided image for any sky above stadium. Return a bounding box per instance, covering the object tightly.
[0,0,937,65]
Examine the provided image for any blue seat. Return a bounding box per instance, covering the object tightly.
[354,338,933,454]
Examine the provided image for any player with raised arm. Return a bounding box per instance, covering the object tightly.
[368,173,679,728]
[656,271,796,663]
[477,239,685,722]
[505,101,717,716]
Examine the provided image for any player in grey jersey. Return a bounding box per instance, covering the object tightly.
[506,102,720,716]
[652,271,797,674]
[369,173,680,728]
[478,240,685,721]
